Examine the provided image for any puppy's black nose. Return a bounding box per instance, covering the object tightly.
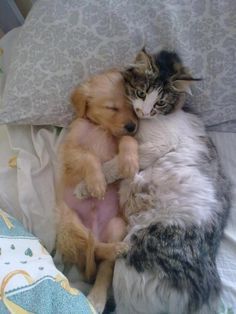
[124,122,137,133]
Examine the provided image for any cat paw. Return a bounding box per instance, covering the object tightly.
[88,290,106,314]
[125,189,155,216]
[135,192,155,209]
[119,154,139,179]
[73,182,89,200]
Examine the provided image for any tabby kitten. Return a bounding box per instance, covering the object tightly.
[75,49,230,314]
[123,49,200,118]
[112,49,230,314]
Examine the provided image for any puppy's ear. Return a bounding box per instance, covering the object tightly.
[70,86,88,118]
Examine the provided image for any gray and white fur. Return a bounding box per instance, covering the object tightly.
[74,49,230,314]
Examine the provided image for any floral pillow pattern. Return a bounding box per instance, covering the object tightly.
[0,0,235,130]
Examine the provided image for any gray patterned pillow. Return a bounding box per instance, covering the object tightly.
[0,0,235,130]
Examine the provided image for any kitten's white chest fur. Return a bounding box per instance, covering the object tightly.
[120,111,218,235]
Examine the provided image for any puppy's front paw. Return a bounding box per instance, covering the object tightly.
[86,173,107,200]
[73,182,89,199]
[115,242,129,258]
[119,154,139,179]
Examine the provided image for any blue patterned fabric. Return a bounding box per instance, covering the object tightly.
[0,208,96,314]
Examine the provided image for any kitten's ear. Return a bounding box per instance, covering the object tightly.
[121,68,134,85]
[172,74,201,95]
[172,79,193,94]
[134,48,157,75]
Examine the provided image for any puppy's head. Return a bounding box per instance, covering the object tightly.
[71,70,138,137]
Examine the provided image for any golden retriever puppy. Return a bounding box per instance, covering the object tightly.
[56,70,139,313]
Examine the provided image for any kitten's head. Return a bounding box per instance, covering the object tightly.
[122,48,201,119]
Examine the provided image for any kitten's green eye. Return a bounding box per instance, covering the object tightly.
[158,100,166,107]
[136,90,146,99]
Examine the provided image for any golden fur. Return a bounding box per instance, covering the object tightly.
[56,70,138,312]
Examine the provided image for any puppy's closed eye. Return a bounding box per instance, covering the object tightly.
[105,106,119,112]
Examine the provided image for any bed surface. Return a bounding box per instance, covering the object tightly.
[0,28,236,312]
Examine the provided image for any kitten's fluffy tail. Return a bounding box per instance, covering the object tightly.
[125,223,221,313]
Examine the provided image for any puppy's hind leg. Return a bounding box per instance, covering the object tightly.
[56,202,96,277]
[88,260,114,314]
[84,231,97,283]
[94,217,128,262]
[88,217,128,313]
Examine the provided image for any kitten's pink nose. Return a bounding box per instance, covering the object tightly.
[135,108,144,117]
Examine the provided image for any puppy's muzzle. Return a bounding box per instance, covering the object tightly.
[124,122,137,134]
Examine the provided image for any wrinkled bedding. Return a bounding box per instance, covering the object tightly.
[0,124,92,295]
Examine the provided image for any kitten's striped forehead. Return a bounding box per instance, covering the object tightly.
[124,50,193,118]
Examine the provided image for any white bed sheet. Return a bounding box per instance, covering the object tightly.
[0,125,63,251]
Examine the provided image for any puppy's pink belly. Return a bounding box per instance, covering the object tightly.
[64,184,120,241]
